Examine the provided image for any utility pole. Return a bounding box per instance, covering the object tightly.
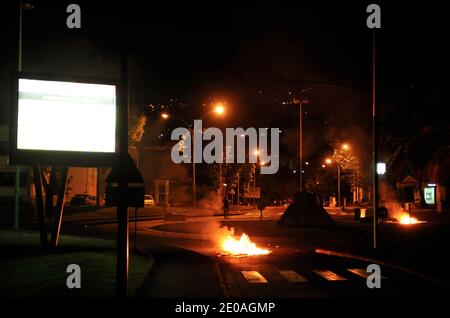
[192,127,196,208]
[116,50,130,298]
[372,29,379,249]
[237,173,240,207]
[337,164,341,207]
[293,96,309,192]
[14,0,24,230]
[299,100,303,192]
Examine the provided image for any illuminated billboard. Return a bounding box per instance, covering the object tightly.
[424,186,436,205]
[10,73,119,166]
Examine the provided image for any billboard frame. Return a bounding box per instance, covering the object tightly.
[9,72,120,167]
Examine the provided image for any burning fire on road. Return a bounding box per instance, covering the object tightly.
[398,214,422,224]
[221,233,271,256]
[384,202,427,225]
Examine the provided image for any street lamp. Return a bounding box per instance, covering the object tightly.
[325,158,341,207]
[161,103,225,208]
[292,97,309,192]
[214,103,225,115]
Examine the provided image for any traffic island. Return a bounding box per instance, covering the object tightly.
[278,192,336,227]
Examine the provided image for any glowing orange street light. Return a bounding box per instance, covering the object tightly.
[342,143,350,150]
[325,158,332,165]
[161,112,170,119]
[214,103,225,115]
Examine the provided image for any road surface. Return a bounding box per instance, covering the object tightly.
[62,206,450,298]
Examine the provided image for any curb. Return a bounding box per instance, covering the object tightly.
[213,261,230,298]
[132,246,156,298]
[315,248,450,291]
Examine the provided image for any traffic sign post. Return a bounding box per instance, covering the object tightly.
[257,201,266,221]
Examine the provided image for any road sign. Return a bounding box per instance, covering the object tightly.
[106,153,144,183]
[257,201,266,220]
[105,184,144,208]
[106,153,144,208]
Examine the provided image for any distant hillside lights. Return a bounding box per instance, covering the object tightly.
[170,120,280,174]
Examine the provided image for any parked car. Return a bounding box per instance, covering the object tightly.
[144,194,155,206]
[69,194,96,206]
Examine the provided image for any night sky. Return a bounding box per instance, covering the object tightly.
[1,1,449,156]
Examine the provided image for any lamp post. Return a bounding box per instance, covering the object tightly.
[325,158,341,207]
[324,143,352,207]
[161,103,225,209]
[292,97,309,192]
[372,29,379,249]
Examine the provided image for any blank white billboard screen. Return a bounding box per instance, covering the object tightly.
[17,79,116,153]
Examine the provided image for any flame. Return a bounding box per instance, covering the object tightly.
[399,214,420,224]
[222,233,271,256]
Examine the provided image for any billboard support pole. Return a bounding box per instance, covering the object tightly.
[33,166,48,249]
[50,166,68,248]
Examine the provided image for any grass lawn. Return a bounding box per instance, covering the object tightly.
[0,229,153,298]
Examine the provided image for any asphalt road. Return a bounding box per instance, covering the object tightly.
[61,206,450,298]
[216,248,448,298]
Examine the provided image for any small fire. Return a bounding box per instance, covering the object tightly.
[399,214,420,225]
[222,233,271,256]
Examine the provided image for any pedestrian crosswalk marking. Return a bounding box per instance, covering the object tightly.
[347,268,387,279]
[347,268,370,279]
[314,270,348,281]
[241,271,268,283]
[278,270,307,283]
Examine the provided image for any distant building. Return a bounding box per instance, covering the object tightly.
[65,167,98,202]
[137,146,191,206]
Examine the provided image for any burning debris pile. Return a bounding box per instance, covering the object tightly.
[380,183,426,225]
[384,201,426,225]
[221,233,271,256]
[200,222,271,257]
[398,214,421,224]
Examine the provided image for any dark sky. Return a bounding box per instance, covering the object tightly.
[1,1,449,155]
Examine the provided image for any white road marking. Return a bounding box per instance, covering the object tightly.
[314,270,348,281]
[241,271,268,283]
[278,270,308,283]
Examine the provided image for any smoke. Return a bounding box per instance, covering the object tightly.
[380,181,405,220]
[197,221,235,245]
[198,191,222,212]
